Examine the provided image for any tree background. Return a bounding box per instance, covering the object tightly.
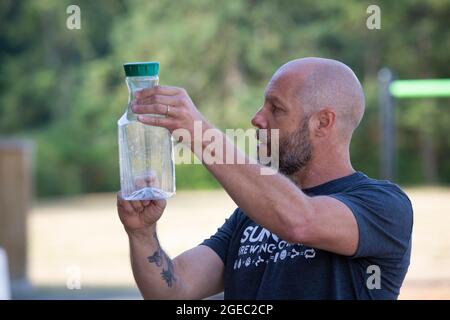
[1,0,449,197]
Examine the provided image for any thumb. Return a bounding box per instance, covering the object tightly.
[153,199,167,211]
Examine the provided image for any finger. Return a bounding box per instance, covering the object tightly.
[134,176,149,188]
[135,85,181,99]
[145,174,159,187]
[153,199,167,211]
[142,200,150,207]
[134,173,158,188]
[132,103,178,118]
[137,115,173,128]
[136,94,180,107]
[130,200,144,212]
[118,198,135,214]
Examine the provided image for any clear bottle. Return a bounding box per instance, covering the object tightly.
[118,62,175,200]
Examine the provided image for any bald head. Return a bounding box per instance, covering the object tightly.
[275,57,365,140]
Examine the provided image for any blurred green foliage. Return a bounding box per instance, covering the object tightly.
[0,0,449,197]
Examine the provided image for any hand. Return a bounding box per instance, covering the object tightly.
[117,192,166,236]
[131,86,210,140]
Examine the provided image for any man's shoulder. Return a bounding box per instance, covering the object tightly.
[335,172,413,222]
[354,174,410,201]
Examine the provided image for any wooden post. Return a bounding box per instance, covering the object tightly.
[0,139,33,283]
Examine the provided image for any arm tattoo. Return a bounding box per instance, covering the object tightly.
[147,250,162,267]
[146,232,176,287]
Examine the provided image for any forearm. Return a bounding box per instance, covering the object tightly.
[194,123,314,242]
[128,227,185,299]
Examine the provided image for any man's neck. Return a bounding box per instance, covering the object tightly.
[289,150,355,189]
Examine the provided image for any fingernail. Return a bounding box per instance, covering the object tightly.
[143,201,150,206]
[138,115,144,121]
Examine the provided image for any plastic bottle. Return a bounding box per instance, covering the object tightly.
[118,62,175,200]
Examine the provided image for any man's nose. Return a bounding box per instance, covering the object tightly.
[251,108,268,129]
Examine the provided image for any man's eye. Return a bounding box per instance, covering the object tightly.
[272,105,282,113]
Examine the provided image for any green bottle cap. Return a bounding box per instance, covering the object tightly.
[123,62,159,77]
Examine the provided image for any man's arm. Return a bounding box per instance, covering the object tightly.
[118,195,224,299]
[133,87,358,256]
[196,129,358,256]
[129,229,224,299]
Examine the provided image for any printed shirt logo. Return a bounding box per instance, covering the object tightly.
[233,224,316,270]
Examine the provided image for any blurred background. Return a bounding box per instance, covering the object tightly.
[0,0,449,299]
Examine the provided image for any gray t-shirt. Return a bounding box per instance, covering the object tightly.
[201,172,413,299]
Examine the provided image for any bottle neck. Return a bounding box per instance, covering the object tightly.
[126,76,159,119]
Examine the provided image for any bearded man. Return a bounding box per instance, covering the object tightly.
[117,57,413,300]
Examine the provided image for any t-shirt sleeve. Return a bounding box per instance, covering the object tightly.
[330,183,413,259]
[200,208,240,265]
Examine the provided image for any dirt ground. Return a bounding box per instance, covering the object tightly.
[26,187,450,299]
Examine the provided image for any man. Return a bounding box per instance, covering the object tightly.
[117,57,413,299]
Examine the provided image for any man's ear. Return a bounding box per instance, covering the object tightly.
[312,108,336,137]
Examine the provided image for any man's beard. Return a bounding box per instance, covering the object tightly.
[278,119,312,175]
[259,118,312,176]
